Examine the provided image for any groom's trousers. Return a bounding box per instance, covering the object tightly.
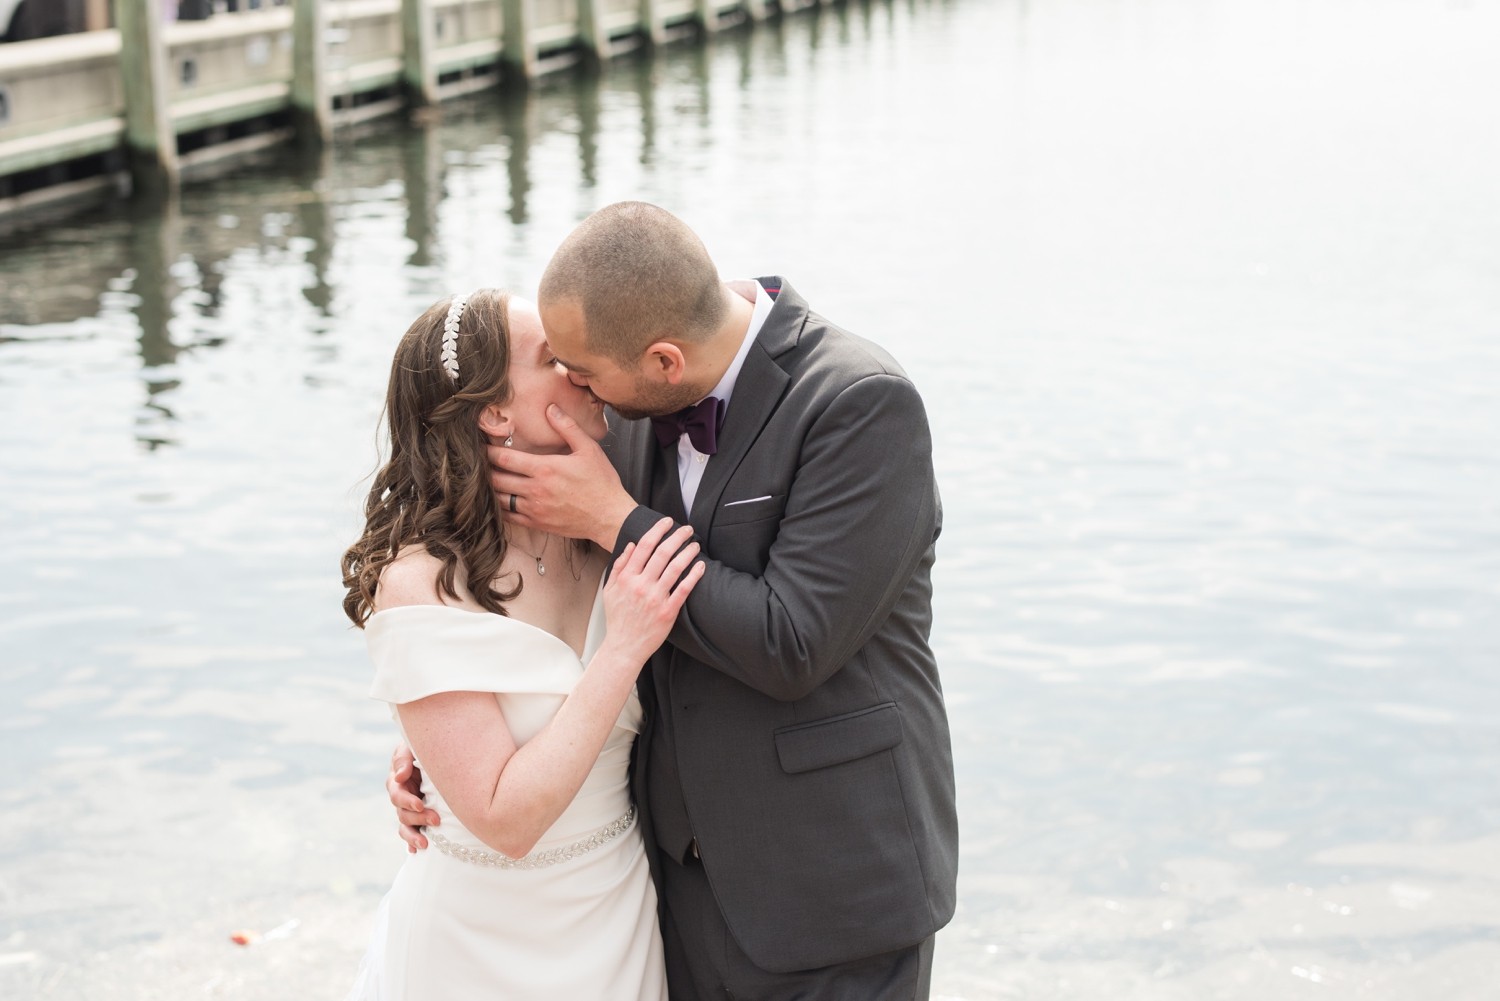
[659,852,934,1001]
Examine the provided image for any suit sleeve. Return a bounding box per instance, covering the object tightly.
[610,373,940,702]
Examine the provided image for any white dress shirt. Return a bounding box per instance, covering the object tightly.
[675,280,775,516]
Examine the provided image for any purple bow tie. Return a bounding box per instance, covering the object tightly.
[651,397,727,455]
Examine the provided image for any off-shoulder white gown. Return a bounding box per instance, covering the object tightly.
[346,589,667,1001]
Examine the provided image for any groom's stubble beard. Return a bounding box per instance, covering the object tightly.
[606,371,714,421]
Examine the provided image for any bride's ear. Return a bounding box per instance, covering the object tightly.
[477,403,512,441]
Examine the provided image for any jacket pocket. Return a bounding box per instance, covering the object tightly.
[714,492,787,528]
[773,702,903,774]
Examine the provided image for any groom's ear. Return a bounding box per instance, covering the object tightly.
[642,341,687,386]
[477,403,511,439]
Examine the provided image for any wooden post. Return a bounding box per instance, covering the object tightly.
[403,121,442,266]
[85,0,111,30]
[498,86,531,223]
[402,0,439,104]
[638,0,666,46]
[577,70,600,185]
[576,0,609,63]
[696,0,719,34]
[130,195,183,370]
[297,147,336,310]
[629,54,655,162]
[114,0,178,193]
[501,0,536,79]
[292,0,332,144]
[742,0,769,22]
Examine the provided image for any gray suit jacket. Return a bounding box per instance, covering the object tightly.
[604,278,957,973]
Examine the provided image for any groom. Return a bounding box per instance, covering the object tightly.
[390,202,956,998]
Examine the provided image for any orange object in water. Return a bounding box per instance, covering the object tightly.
[229,930,260,946]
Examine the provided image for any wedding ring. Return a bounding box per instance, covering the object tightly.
[509,493,518,513]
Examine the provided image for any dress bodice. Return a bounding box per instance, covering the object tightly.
[365,588,639,853]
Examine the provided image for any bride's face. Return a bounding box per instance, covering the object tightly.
[501,299,609,451]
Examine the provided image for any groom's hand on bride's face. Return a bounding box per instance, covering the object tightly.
[388,742,439,853]
[489,404,638,550]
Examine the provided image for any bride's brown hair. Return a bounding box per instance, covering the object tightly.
[342,290,522,626]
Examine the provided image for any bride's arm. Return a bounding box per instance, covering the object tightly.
[394,519,701,859]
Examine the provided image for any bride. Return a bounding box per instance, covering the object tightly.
[340,289,701,1001]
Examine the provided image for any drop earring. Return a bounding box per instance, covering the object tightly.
[504,433,514,447]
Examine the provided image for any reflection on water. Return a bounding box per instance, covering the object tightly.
[2,0,1499,997]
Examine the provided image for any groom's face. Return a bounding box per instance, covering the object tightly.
[539,300,702,420]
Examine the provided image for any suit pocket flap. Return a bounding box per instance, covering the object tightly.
[773,703,903,774]
[714,493,787,527]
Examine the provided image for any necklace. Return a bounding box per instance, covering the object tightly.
[509,530,552,576]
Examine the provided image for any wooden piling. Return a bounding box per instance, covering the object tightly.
[84,0,111,31]
[697,0,720,34]
[114,0,179,192]
[498,86,532,223]
[402,0,439,104]
[502,0,536,79]
[130,196,183,369]
[576,0,609,63]
[639,0,667,47]
[743,0,769,22]
[292,0,332,144]
[403,120,442,265]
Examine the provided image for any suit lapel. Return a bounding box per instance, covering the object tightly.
[605,409,655,504]
[688,278,803,537]
[651,445,690,523]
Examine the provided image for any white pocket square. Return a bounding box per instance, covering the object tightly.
[723,495,774,508]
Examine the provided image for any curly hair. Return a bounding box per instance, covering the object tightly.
[342,289,522,626]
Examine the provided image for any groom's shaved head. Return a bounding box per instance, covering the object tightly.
[539,202,728,363]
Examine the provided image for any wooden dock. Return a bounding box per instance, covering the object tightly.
[0,0,772,218]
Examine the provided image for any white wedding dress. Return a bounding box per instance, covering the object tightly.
[347,589,667,1001]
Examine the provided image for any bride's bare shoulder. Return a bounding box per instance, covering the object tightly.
[374,546,465,612]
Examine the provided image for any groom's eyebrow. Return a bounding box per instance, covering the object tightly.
[554,354,590,376]
[539,342,571,368]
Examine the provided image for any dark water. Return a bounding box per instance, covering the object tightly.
[2,0,1499,997]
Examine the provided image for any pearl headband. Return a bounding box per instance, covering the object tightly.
[440,294,468,382]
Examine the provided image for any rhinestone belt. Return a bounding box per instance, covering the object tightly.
[429,805,636,870]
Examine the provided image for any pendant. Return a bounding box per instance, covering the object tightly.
[536,559,546,576]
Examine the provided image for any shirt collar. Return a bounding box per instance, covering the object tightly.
[704,280,773,407]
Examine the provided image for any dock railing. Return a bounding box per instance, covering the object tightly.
[0,0,771,217]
